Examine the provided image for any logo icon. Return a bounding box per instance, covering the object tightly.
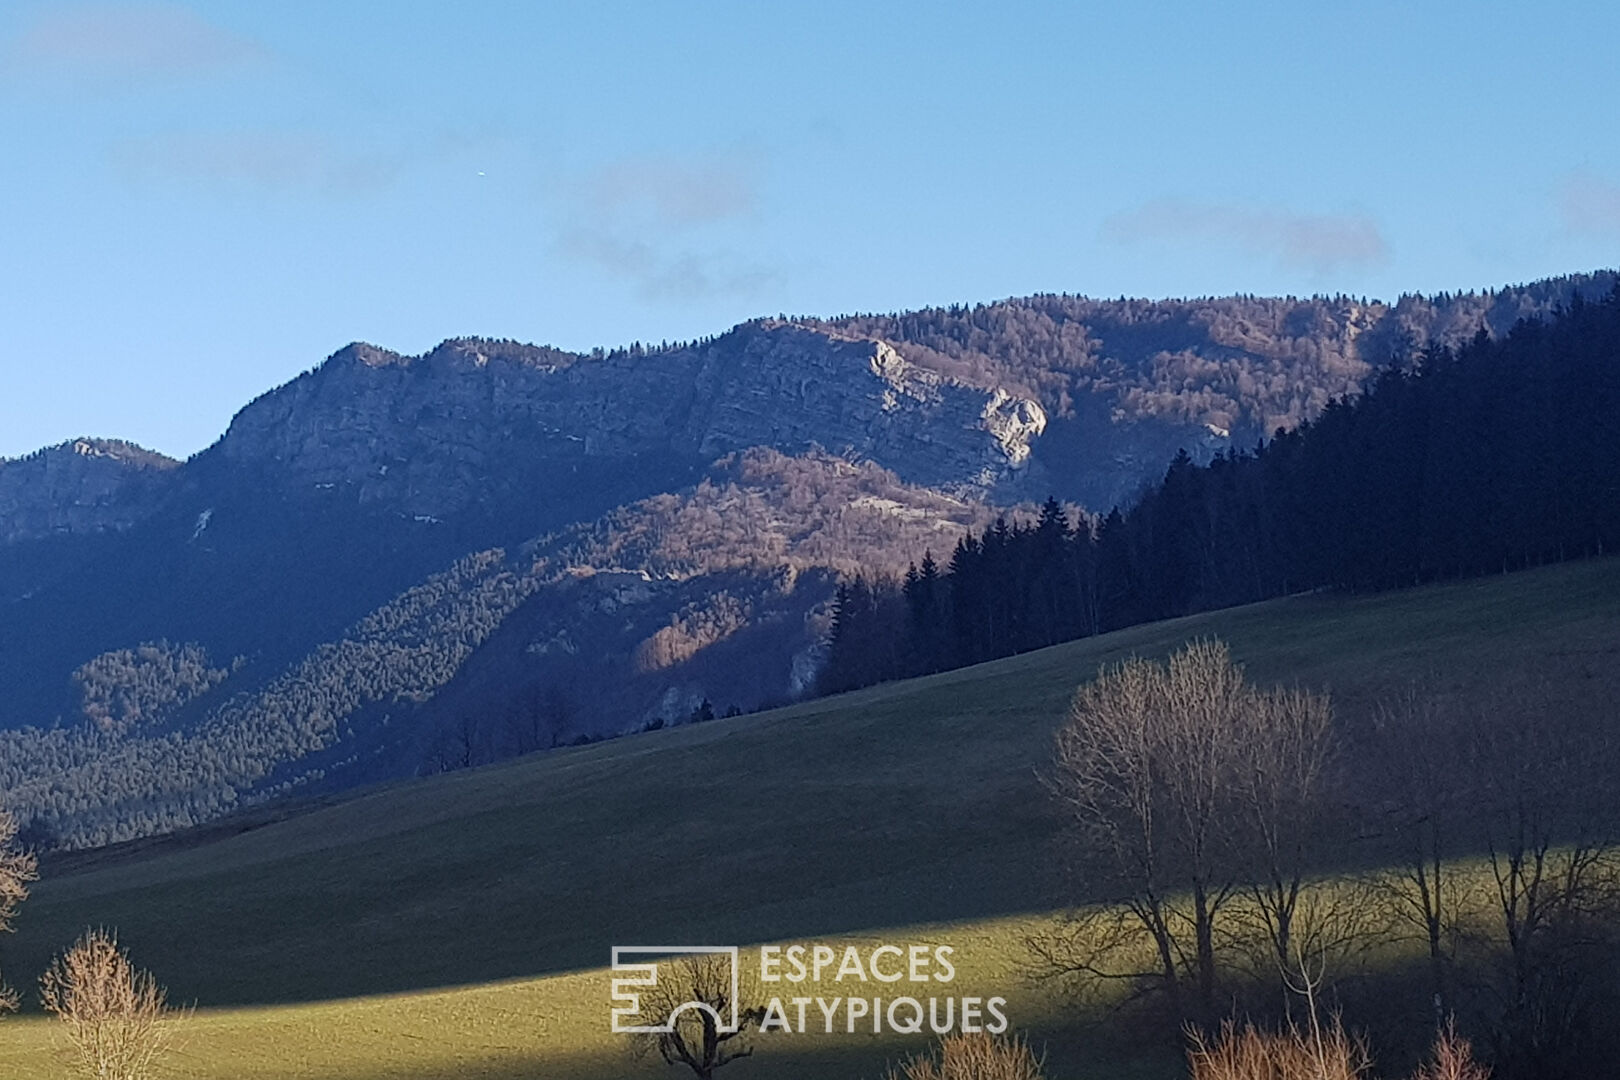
[610,946,740,1034]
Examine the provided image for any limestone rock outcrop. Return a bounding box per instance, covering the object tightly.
[0,438,178,544]
[214,324,1048,517]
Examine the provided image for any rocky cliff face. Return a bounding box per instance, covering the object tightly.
[677,328,1046,491]
[214,324,1047,517]
[4,273,1614,848]
[0,438,178,544]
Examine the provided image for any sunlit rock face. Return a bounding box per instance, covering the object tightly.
[213,324,1049,518]
[0,438,179,544]
[9,273,1618,847]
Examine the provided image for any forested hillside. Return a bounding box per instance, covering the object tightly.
[0,451,990,847]
[1,272,1613,850]
[6,556,1619,1080]
[802,273,1616,506]
[822,286,1620,691]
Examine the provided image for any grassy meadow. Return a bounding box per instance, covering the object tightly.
[3,557,1619,1078]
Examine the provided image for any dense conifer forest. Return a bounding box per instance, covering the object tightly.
[819,288,1620,694]
[6,278,1617,851]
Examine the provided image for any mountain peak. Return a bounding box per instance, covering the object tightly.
[424,338,582,371]
[329,342,406,369]
[65,437,180,469]
[2,437,178,470]
[0,437,180,544]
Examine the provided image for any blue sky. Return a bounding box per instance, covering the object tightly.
[3,1,1619,460]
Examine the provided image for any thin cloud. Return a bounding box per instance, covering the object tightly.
[112,131,402,196]
[584,154,759,226]
[7,2,266,80]
[1559,169,1620,235]
[557,229,781,302]
[552,150,779,300]
[1102,198,1390,274]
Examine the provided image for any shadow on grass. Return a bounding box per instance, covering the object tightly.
[218,1016,1185,1080]
[9,557,1619,1015]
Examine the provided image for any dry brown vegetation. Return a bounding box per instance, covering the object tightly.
[0,807,39,1013]
[1410,1023,1491,1080]
[1188,1017,1372,1080]
[1188,1018,1490,1080]
[39,928,179,1080]
[885,1031,1047,1080]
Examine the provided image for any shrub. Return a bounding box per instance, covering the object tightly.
[886,1031,1046,1080]
[1187,1017,1371,1080]
[39,929,179,1080]
[1411,1023,1489,1080]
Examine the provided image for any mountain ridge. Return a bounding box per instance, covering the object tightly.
[0,437,180,546]
[2,271,1614,848]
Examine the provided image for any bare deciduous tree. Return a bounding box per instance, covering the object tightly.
[40,929,179,1080]
[504,681,577,755]
[1038,639,1336,1027]
[1365,685,1471,1028]
[1038,650,1187,1011]
[1159,641,1251,1020]
[1467,678,1620,1079]
[0,808,39,1014]
[1230,684,1335,983]
[629,954,765,1079]
[1225,876,1390,1024]
[1363,675,1620,1078]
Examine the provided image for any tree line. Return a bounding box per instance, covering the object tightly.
[636,638,1615,1079]
[800,273,1615,434]
[820,287,1620,695]
[1033,636,1620,1080]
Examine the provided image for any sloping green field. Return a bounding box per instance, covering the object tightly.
[3,559,1619,1079]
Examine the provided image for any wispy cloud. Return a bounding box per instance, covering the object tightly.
[1102,199,1389,275]
[582,154,759,227]
[557,230,780,301]
[1559,169,1620,235]
[6,2,266,81]
[552,150,779,301]
[111,131,401,196]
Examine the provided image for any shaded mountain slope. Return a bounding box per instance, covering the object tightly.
[0,451,992,846]
[1,272,1612,848]
[9,556,1619,1010]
